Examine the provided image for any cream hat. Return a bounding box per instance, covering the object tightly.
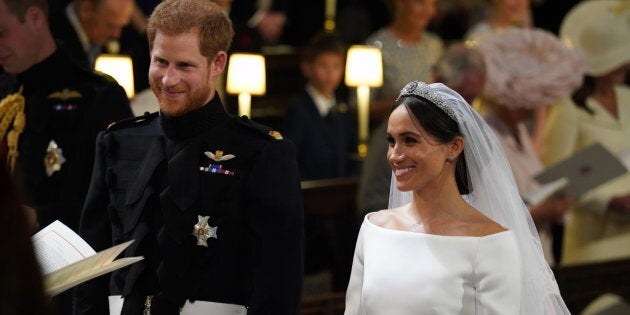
[560,0,630,76]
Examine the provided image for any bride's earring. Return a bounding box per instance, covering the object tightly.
[448,155,455,162]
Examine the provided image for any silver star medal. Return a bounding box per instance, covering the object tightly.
[44,140,66,177]
[192,215,217,246]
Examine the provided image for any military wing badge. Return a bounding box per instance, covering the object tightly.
[204,150,235,162]
[200,150,236,175]
[47,88,82,100]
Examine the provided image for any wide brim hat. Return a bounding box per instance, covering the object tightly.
[474,28,585,109]
[560,0,630,76]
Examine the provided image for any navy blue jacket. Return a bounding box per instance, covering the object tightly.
[281,89,357,180]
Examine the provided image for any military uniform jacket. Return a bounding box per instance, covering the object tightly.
[0,49,132,232]
[75,96,304,315]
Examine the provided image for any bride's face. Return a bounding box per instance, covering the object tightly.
[387,106,451,193]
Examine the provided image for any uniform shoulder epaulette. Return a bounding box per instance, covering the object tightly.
[106,111,159,132]
[235,115,284,140]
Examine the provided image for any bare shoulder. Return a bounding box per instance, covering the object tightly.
[367,209,395,227]
[367,207,409,231]
[477,221,507,236]
[467,211,508,237]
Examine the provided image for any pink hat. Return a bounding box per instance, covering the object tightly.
[560,0,630,76]
[475,28,585,109]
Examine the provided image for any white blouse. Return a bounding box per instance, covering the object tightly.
[345,215,522,315]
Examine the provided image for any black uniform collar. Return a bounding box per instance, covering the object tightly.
[0,70,17,97]
[16,49,68,95]
[160,94,229,140]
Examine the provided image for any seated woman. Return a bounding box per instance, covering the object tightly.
[545,0,630,265]
[345,81,569,314]
[474,28,583,265]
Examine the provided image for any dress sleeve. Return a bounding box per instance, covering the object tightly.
[543,97,614,214]
[542,97,578,166]
[473,232,522,315]
[344,222,366,315]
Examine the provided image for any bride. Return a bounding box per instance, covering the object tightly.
[344,81,569,314]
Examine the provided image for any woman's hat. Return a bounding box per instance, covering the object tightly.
[560,0,630,76]
[474,28,584,109]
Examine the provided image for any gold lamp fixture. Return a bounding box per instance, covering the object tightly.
[95,54,135,99]
[345,45,383,157]
[226,53,266,117]
[324,0,336,31]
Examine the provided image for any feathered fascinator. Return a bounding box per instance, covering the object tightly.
[474,28,585,109]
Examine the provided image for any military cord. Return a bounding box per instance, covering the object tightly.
[0,86,26,173]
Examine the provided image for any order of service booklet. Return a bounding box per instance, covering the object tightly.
[522,143,629,206]
[32,220,143,296]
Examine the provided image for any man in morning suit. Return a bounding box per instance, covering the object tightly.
[73,0,304,314]
[49,0,134,69]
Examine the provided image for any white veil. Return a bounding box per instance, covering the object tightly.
[389,82,570,314]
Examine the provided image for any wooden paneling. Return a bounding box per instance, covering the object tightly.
[301,177,359,292]
[300,291,346,315]
[555,258,630,313]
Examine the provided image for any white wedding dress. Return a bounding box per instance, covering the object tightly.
[345,215,522,315]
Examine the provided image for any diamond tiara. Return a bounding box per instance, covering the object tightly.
[396,81,457,120]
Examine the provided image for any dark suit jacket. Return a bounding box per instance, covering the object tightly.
[74,97,304,315]
[229,0,289,51]
[281,89,357,180]
[49,8,116,70]
[49,10,91,70]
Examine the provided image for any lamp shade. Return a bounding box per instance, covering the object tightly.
[345,45,383,87]
[226,53,266,95]
[95,54,135,98]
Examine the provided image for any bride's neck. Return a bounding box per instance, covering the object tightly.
[411,183,466,222]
